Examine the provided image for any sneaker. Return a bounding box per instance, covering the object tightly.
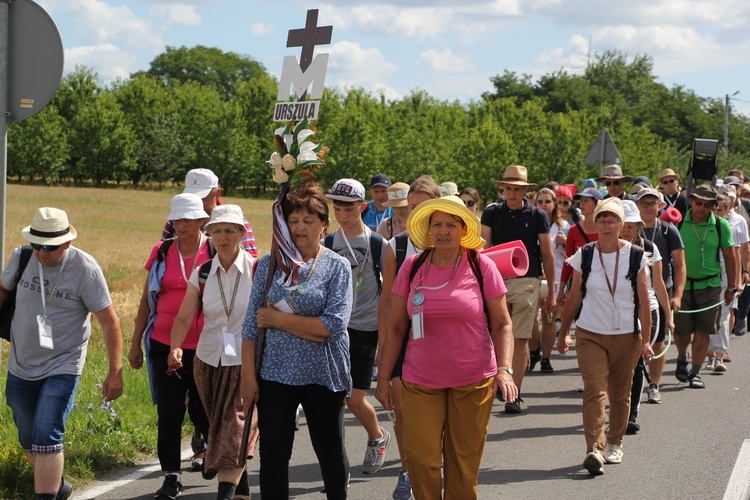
[714,358,727,373]
[155,474,182,499]
[735,326,747,337]
[372,365,379,380]
[57,479,73,500]
[675,357,689,382]
[626,415,640,435]
[604,443,623,464]
[295,403,302,431]
[583,449,604,475]
[706,356,716,371]
[392,470,412,500]
[504,397,524,414]
[363,427,391,475]
[540,358,554,373]
[647,384,662,404]
[528,346,541,372]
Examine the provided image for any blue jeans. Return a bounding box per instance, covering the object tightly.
[6,372,80,454]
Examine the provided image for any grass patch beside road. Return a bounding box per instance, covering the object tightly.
[0,185,274,497]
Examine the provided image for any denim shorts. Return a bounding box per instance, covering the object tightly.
[6,372,80,454]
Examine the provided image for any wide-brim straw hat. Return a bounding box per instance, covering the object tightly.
[406,195,485,251]
[204,204,245,233]
[167,193,210,221]
[598,164,633,183]
[494,165,537,188]
[22,207,78,245]
[659,168,680,181]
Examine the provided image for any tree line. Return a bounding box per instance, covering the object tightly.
[8,45,750,203]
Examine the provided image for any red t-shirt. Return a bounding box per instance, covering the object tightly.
[559,223,599,285]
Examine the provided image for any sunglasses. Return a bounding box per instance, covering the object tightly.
[692,199,715,208]
[557,200,571,206]
[31,243,61,252]
[462,199,477,208]
[604,180,620,187]
[661,178,676,185]
[536,199,553,205]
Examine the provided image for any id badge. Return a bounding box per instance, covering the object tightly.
[223,327,237,357]
[613,310,622,330]
[272,298,294,314]
[37,315,54,350]
[412,312,424,340]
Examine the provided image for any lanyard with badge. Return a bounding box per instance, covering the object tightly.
[37,254,68,349]
[217,263,242,357]
[340,227,370,292]
[410,250,462,340]
[597,243,622,330]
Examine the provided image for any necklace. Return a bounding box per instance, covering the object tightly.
[689,218,711,266]
[217,264,242,322]
[285,246,323,296]
[412,249,463,306]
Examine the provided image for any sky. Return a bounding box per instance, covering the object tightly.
[33,0,750,117]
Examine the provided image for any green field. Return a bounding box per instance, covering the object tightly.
[0,185,276,497]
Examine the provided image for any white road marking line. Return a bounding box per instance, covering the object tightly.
[71,446,194,500]
[724,439,750,500]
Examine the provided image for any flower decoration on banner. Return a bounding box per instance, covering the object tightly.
[267,118,328,187]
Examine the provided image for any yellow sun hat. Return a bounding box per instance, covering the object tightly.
[406,195,485,251]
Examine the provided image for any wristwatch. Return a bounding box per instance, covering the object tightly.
[498,366,514,375]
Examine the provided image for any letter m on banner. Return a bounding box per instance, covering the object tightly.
[277,54,329,100]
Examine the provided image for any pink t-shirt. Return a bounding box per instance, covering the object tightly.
[145,239,212,349]
[392,251,507,388]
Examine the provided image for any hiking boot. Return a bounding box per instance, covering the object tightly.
[540,358,554,373]
[604,443,623,464]
[647,384,662,404]
[392,470,412,500]
[504,397,524,414]
[57,478,73,500]
[363,427,391,475]
[706,356,716,371]
[528,345,541,372]
[714,357,727,373]
[155,474,182,499]
[583,449,604,475]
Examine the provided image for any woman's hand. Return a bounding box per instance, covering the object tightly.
[256,301,280,329]
[167,348,183,372]
[555,231,567,246]
[128,339,143,369]
[375,378,394,411]
[642,342,654,361]
[557,329,570,355]
[493,371,518,403]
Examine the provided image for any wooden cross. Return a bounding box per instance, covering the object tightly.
[286,9,333,72]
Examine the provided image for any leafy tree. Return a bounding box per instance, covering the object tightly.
[8,105,69,184]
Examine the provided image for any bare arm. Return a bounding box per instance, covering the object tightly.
[128,275,149,369]
[487,295,517,402]
[636,267,654,358]
[377,245,397,357]
[94,305,124,402]
[167,284,201,371]
[241,339,258,415]
[256,301,331,342]
[557,270,582,354]
[375,294,410,411]
[722,245,739,306]
[670,248,686,313]
[651,260,673,334]
[538,232,557,312]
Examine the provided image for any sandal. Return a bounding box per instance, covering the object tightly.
[688,374,705,389]
[675,359,689,382]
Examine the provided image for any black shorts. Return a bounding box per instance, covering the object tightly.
[654,307,666,343]
[349,328,378,391]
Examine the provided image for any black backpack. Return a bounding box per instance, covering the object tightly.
[324,231,384,293]
[0,246,33,342]
[576,242,645,336]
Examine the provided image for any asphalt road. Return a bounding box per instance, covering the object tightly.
[73,333,750,499]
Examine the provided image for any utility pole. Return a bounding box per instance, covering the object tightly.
[724,91,739,158]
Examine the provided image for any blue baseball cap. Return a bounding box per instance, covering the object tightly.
[583,178,597,188]
[574,187,604,201]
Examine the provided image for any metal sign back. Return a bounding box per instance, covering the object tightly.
[583,128,622,173]
[7,0,64,121]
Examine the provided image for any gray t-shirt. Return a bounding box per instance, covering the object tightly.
[2,245,112,380]
[328,228,387,331]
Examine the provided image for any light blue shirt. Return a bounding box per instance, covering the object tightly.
[242,250,353,393]
[362,201,392,231]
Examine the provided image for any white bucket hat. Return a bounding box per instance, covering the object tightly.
[167,193,209,221]
[205,204,245,233]
[183,168,219,198]
[21,207,77,245]
[622,200,644,225]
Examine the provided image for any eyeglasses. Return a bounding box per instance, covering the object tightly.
[661,178,676,185]
[638,201,659,209]
[31,243,61,252]
[536,199,553,205]
[595,219,620,227]
[604,180,620,187]
[692,199,715,208]
[557,200,571,206]
[462,199,477,208]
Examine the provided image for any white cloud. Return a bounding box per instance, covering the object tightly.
[419,49,475,73]
[150,4,202,26]
[251,23,274,36]
[325,40,398,96]
[65,44,139,82]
